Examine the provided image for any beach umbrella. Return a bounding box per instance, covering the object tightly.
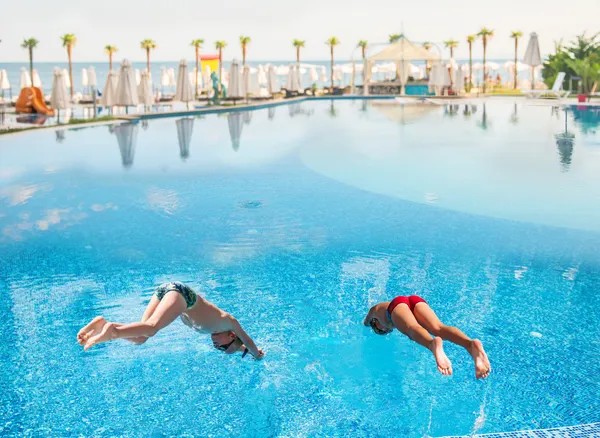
[453,65,466,92]
[320,66,327,82]
[0,70,10,99]
[31,69,42,88]
[175,59,194,103]
[189,67,202,94]
[160,67,169,88]
[334,66,343,82]
[228,59,244,100]
[176,117,194,160]
[242,65,252,97]
[523,32,542,88]
[114,122,139,168]
[116,59,139,109]
[203,65,211,92]
[257,65,267,86]
[134,69,141,86]
[168,68,176,87]
[309,67,318,82]
[227,112,243,151]
[62,69,71,89]
[138,70,154,108]
[101,71,119,108]
[50,68,70,116]
[286,64,302,92]
[88,67,97,87]
[20,68,31,89]
[267,65,278,95]
[81,68,89,88]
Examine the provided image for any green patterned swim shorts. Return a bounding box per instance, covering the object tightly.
[154,281,197,308]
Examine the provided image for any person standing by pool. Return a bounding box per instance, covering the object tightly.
[77,281,265,359]
[364,295,490,379]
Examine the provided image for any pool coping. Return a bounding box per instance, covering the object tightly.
[439,422,600,437]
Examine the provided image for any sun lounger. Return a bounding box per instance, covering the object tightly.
[522,72,570,99]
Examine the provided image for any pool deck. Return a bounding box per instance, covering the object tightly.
[440,422,600,437]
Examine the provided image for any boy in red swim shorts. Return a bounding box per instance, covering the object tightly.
[364,296,491,379]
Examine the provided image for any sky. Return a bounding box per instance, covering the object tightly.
[1,0,598,63]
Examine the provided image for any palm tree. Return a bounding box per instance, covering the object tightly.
[61,33,77,98]
[21,38,39,82]
[140,39,157,73]
[389,34,401,43]
[104,45,118,71]
[466,35,476,89]
[510,31,523,89]
[326,37,340,92]
[423,42,432,76]
[215,41,227,95]
[191,39,204,98]
[444,39,459,58]
[293,39,305,63]
[239,36,251,65]
[357,40,368,59]
[477,28,494,93]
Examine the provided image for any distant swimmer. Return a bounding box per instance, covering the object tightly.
[78,281,264,360]
[364,295,490,379]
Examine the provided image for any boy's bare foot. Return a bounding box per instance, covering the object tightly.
[430,336,453,376]
[469,339,491,379]
[84,322,116,351]
[77,316,107,345]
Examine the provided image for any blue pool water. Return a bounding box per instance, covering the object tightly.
[1,99,600,437]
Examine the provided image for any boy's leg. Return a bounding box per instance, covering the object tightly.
[77,295,161,346]
[390,304,453,376]
[413,303,491,379]
[412,303,473,349]
[83,291,186,350]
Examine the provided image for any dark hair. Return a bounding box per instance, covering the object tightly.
[369,318,390,336]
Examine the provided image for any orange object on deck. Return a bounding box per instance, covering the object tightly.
[15,87,55,115]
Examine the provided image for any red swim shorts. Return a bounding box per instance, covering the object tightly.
[387,295,427,316]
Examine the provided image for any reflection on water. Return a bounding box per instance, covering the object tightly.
[327,100,338,118]
[114,122,139,169]
[228,112,244,151]
[509,103,519,124]
[570,105,600,135]
[6,100,600,181]
[477,103,490,130]
[176,117,194,161]
[288,103,315,118]
[444,104,460,117]
[556,108,575,172]
[55,130,66,143]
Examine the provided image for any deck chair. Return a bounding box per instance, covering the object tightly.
[522,72,570,99]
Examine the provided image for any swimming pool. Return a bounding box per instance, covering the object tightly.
[1,99,600,437]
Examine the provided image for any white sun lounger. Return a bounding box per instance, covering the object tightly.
[522,72,570,99]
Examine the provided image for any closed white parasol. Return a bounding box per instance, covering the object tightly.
[175,59,194,104]
[116,59,139,109]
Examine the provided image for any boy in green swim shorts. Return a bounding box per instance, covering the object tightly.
[77,281,264,359]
